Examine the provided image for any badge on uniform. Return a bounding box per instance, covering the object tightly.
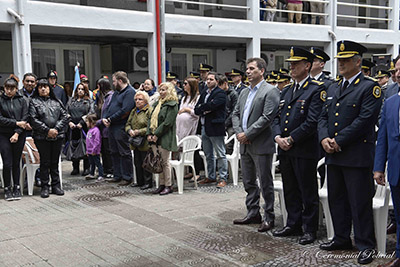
[279,100,285,109]
[320,90,327,102]
[373,86,381,98]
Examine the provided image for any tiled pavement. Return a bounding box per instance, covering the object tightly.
[0,161,396,266]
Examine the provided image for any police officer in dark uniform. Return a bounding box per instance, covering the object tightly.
[47,70,68,106]
[198,64,213,95]
[276,73,291,92]
[318,40,381,265]
[166,71,184,103]
[266,71,278,87]
[272,47,325,245]
[310,47,334,88]
[375,69,390,95]
[361,58,376,77]
[189,71,201,82]
[229,68,247,95]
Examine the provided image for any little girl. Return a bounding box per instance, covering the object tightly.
[85,114,104,181]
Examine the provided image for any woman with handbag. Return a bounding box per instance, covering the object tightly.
[125,91,153,190]
[67,82,95,176]
[147,82,178,195]
[0,75,28,201]
[29,78,69,198]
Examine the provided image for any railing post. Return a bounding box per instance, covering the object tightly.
[246,0,261,59]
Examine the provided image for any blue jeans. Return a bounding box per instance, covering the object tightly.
[201,128,228,181]
[88,154,104,177]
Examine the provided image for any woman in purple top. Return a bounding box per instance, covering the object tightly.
[85,114,103,181]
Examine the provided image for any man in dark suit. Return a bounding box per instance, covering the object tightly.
[194,72,228,188]
[272,47,325,245]
[374,87,400,267]
[232,57,280,232]
[198,64,213,95]
[318,40,381,265]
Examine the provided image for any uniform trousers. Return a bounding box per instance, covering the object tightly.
[241,151,274,222]
[280,155,319,232]
[327,164,376,250]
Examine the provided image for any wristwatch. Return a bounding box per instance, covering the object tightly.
[287,136,294,145]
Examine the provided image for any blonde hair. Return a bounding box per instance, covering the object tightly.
[157,82,178,102]
[135,90,150,104]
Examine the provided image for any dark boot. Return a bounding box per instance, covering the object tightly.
[41,186,49,198]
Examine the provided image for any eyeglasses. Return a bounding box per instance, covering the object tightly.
[183,82,188,85]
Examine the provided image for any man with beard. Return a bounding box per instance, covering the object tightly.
[103,71,136,186]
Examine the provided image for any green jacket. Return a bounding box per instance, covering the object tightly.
[125,105,153,151]
[147,100,178,152]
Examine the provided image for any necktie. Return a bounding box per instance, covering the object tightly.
[341,80,349,94]
[292,84,300,101]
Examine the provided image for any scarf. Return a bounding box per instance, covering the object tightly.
[149,99,164,134]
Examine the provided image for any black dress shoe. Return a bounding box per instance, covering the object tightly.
[159,186,173,195]
[107,178,122,183]
[41,187,49,198]
[358,249,375,265]
[387,222,397,235]
[81,169,90,176]
[70,169,79,175]
[153,185,165,194]
[272,226,303,237]
[299,232,316,245]
[319,240,353,251]
[140,184,152,190]
[258,221,274,232]
[118,180,132,186]
[51,186,64,196]
[233,214,262,225]
[130,183,140,187]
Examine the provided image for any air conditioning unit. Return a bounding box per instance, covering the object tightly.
[261,52,275,69]
[133,47,148,71]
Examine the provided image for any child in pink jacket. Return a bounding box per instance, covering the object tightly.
[85,114,104,181]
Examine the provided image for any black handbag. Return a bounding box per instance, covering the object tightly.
[128,135,145,147]
[64,129,87,161]
[142,146,163,174]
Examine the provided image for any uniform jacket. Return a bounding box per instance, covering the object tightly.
[273,76,325,159]
[125,105,153,151]
[232,80,280,155]
[29,96,69,141]
[194,87,227,137]
[104,85,136,127]
[374,94,400,186]
[0,91,28,135]
[314,72,334,90]
[235,82,248,96]
[318,73,382,167]
[53,84,68,106]
[198,81,208,95]
[225,88,238,128]
[147,100,178,152]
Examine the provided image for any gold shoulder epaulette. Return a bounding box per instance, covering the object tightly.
[365,76,378,82]
[311,80,324,85]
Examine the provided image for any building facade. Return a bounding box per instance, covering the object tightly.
[0,0,399,86]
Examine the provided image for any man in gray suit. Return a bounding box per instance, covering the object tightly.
[232,57,280,231]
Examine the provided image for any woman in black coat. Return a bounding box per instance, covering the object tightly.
[0,76,28,201]
[29,78,69,198]
[67,82,95,176]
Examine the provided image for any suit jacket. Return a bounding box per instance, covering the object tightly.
[385,83,399,100]
[273,77,325,159]
[232,80,280,155]
[374,94,400,186]
[194,86,226,137]
[318,73,382,167]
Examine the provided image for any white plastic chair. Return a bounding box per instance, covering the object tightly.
[20,138,63,195]
[131,150,137,185]
[170,135,202,194]
[373,179,390,254]
[317,158,334,241]
[226,134,240,185]
[272,148,287,226]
